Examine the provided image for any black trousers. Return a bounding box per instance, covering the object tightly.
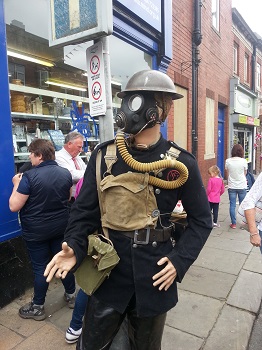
[76,294,167,350]
[209,202,219,223]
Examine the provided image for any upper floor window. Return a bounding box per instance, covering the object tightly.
[244,54,249,83]
[233,43,239,75]
[257,63,261,90]
[212,0,220,31]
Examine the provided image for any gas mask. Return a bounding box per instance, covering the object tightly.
[115,93,160,135]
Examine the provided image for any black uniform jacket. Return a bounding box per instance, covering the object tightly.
[64,135,212,317]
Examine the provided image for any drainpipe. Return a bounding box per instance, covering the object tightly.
[251,45,256,92]
[251,45,257,172]
[192,0,202,158]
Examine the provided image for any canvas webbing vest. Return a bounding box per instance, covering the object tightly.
[96,143,181,235]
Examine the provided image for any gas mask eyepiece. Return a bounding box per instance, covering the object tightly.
[115,93,159,135]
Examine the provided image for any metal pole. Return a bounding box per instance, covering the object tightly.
[97,36,114,143]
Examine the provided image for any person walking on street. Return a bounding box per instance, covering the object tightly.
[225,144,247,229]
[44,70,212,350]
[207,165,225,228]
[9,139,76,321]
[240,171,262,251]
[55,131,87,202]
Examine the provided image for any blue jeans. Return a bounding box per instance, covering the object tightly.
[228,188,247,225]
[70,288,88,331]
[25,237,75,305]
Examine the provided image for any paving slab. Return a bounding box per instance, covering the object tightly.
[166,290,223,338]
[179,265,237,300]
[0,324,24,350]
[227,270,262,314]
[13,323,69,350]
[205,235,252,254]
[48,302,72,333]
[162,326,204,350]
[243,250,262,274]
[0,303,43,337]
[203,304,255,350]
[219,229,250,242]
[248,303,262,350]
[194,246,247,275]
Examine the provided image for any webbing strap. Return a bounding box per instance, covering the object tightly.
[96,149,109,238]
[167,146,181,159]
[104,143,118,174]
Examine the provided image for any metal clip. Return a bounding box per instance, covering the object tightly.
[134,227,150,245]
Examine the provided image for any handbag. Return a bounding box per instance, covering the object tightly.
[237,196,262,230]
[74,234,120,296]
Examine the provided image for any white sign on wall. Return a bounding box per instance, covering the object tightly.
[86,41,106,116]
[49,0,113,47]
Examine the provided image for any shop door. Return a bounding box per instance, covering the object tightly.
[233,128,252,165]
[217,106,225,177]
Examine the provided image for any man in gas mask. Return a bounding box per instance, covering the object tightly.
[44,70,212,350]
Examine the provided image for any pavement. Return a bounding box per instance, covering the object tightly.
[1,189,262,350]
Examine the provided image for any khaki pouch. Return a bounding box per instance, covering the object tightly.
[100,172,158,231]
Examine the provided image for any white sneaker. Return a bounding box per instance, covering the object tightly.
[65,327,82,344]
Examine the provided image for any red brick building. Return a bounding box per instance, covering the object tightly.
[166,1,261,186]
[166,0,233,186]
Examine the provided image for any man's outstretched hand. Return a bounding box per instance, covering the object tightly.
[44,242,76,282]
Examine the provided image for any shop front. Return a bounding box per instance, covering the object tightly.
[0,0,173,306]
[229,78,259,171]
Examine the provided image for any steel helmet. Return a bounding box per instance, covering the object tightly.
[117,70,183,100]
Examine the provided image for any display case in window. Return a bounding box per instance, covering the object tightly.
[10,84,100,166]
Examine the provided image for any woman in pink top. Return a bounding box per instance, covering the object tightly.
[207,165,225,228]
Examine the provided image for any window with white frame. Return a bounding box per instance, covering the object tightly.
[257,62,261,90]
[244,53,249,83]
[212,0,220,31]
[204,97,215,159]
[233,43,239,75]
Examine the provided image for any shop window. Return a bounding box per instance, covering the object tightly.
[244,54,249,84]
[212,0,220,31]
[233,43,239,75]
[8,62,25,85]
[257,63,261,90]
[204,97,215,159]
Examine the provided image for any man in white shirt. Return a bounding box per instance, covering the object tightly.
[56,131,87,198]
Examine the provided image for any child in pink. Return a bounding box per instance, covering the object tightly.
[207,165,225,228]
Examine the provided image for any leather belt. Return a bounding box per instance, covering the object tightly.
[120,227,173,245]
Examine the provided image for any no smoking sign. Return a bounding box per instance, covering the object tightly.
[86,41,106,116]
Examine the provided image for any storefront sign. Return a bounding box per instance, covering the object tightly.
[117,0,161,32]
[86,41,106,116]
[239,114,260,126]
[49,0,113,47]
[235,90,254,117]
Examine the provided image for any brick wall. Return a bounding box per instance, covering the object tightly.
[167,0,233,186]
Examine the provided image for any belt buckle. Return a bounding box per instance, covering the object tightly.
[134,227,150,245]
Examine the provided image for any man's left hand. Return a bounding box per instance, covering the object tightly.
[152,257,177,291]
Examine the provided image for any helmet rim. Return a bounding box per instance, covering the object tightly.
[117,70,184,100]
